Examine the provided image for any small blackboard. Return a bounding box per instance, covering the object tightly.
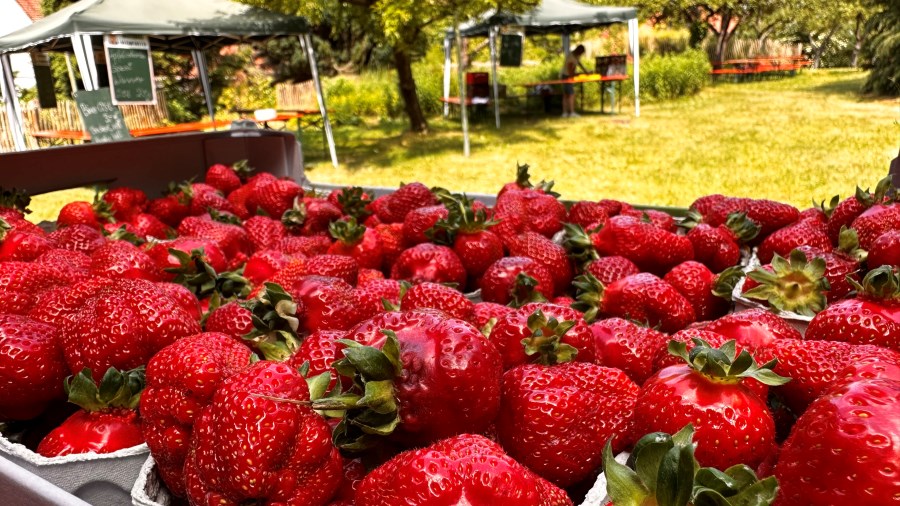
[30,52,57,109]
[74,88,131,143]
[500,34,523,67]
[104,35,156,105]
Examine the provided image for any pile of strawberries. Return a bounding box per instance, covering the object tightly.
[0,162,897,506]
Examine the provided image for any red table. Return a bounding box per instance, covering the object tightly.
[30,119,236,145]
[519,74,628,114]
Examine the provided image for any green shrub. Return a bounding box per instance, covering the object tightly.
[638,49,711,101]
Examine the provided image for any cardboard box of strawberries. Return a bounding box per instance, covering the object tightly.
[0,160,897,506]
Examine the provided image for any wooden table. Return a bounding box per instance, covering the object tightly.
[30,119,235,145]
[519,74,628,114]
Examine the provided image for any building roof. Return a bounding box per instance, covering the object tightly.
[15,0,43,21]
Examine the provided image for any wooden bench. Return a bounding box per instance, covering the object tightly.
[710,56,812,81]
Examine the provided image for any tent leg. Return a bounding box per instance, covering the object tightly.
[443,37,452,118]
[71,34,99,91]
[64,54,78,97]
[0,55,26,151]
[454,17,470,157]
[562,33,571,58]
[489,27,501,129]
[629,18,640,117]
[302,34,338,168]
[192,49,216,126]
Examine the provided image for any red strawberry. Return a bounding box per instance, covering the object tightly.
[0,314,68,420]
[469,301,513,333]
[306,254,359,285]
[328,218,384,271]
[480,256,554,305]
[0,261,71,314]
[36,248,91,273]
[57,200,110,230]
[851,202,900,250]
[489,303,596,370]
[141,333,252,497]
[593,215,694,275]
[664,261,743,321]
[177,215,252,262]
[401,282,473,320]
[146,236,229,276]
[205,162,251,195]
[188,186,234,216]
[0,229,53,261]
[832,354,900,387]
[499,362,639,487]
[225,184,254,219]
[263,258,308,290]
[338,310,502,447]
[353,278,403,317]
[401,204,448,246]
[704,308,801,353]
[128,213,172,240]
[689,193,728,217]
[329,186,372,219]
[508,232,573,296]
[826,176,892,243]
[757,218,831,264]
[585,255,640,285]
[356,267,384,285]
[355,434,572,506]
[277,234,332,257]
[522,190,567,237]
[633,338,787,471]
[805,266,900,351]
[572,272,696,332]
[622,208,677,231]
[869,229,900,269]
[497,162,537,197]
[49,224,106,254]
[183,361,343,505]
[243,249,290,286]
[390,243,466,288]
[652,327,731,371]
[684,212,758,272]
[148,194,190,227]
[37,367,145,457]
[287,275,363,332]
[373,222,404,271]
[256,179,303,218]
[744,199,801,239]
[772,378,900,506]
[242,215,286,252]
[590,317,668,385]
[381,182,437,223]
[155,282,202,322]
[566,201,609,229]
[90,240,163,281]
[205,301,254,342]
[286,330,346,389]
[794,244,861,302]
[283,197,343,236]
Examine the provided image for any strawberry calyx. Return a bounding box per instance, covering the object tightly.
[329,217,366,246]
[849,265,900,304]
[207,208,241,225]
[91,193,116,224]
[562,223,600,269]
[65,366,145,413]
[668,338,789,386]
[428,191,497,244]
[813,194,839,218]
[281,197,307,229]
[231,159,255,180]
[514,162,533,189]
[0,217,11,241]
[104,225,145,245]
[331,330,404,450]
[571,272,606,322]
[836,226,867,262]
[166,248,249,300]
[723,212,761,244]
[509,272,549,308]
[743,249,830,316]
[0,187,31,214]
[603,424,779,506]
[522,309,579,365]
[712,265,745,299]
[336,186,372,221]
[241,282,302,361]
[679,209,706,231]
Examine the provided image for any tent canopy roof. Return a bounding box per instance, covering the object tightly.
[453,0,637,38]
[0,0,308,54]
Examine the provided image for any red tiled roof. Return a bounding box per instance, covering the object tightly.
[15,0,44,21]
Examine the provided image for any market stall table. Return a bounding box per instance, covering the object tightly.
[30,118,235,145]
[519,74,627,114]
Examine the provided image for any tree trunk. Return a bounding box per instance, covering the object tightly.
[393,47,428,133]
[714,12,734,63]
[850,13,864,68]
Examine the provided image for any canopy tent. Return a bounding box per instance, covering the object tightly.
[443,0,640,149]
[0,0,337,167]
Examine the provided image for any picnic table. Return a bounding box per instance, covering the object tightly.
[518,74,628,114]
[30,119,235,146]
[710,56,812,80]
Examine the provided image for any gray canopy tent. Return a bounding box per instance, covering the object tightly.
[0,0,338,167]
[444,0,640,148]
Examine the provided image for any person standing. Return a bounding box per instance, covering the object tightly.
[561,45,589,118]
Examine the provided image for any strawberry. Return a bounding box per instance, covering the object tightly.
[832,354,900,387]
[188,185,234,216]
[707,198,799,242]
[489,303,596,370]
[204,301,254,342]
[0,261,71,314]
[480,257,554,305]
[572,272,696,332]
[242,215,286,252]
[263,257,308,290]
[522,190,567,237]
[277,234,332,257]
[664,261,743,321]
[429,194,504,280]
[328,218,384,271]
[585,255,640,285]
[704,308,801,353]
[57,200,111,230]
[805,266,900,351]
[497,162,538,197]
[183,361,343,505]
[469,301,513,334]
[498,362,639,487]
[353,278,403,317]
[593,215,694,275]
[128,213,172,240]
[155,282,202,322]
[0,314,68,420]
[755,338,900,414]
[336,310,502,447]
[141,333,252,497]
[288,275,363,332]
[356,267,384,284]
[355,434,572,506]
[633,338,787,470]
[146,236,229,276]
[851,201,900,250]
[283,197,343,236]
[566,200,609,229]
[689,193,728,216]
[329,186,372,220]
[256,178,303,218]
[652,327,731,371]
[36,248,91,273]
[89,240,163,281]
[772,378,900,506]
[793,244,862,302]
[401,281,473,320]
[757,218,831,264]
[306,254,359,285]
[508,231,573,295]
[148,194,190,227]
[868,229,900,269]
[373,222,404,271]
[177,215,252,263]
[103,187,147,222]
[58,278,201,382]
[742,250,830,316]
[0,227,53,262]
[826,176,892,242]
[243,249,290,286]
[205,161,251,195]
[590,317,668,385]
[37,367,145,457]
[380,182,437,223]
[683,211,759,272]
[401,204,448,246]
[49,224,106,253]
[285,330,347,389]
[622,208,677,231]
[390,243,466,288]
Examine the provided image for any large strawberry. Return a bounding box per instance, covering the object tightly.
[379,182,437,223]
[480,256,554,305]
[286,275,363,333]
[255,178,303,218]
[306,254,359,285]
[328,218,384,271]
[37,367,145,457]
[401,204,448,246]
[489,303,596,370]
[590,317,668,385]
[355,434,572,506]
[850,196,900,250]
[177,215,252,264]
[335,310,502,447]
[868,229,900,268]
[282,197,343,236]
[757,218,832,264]
[0,225,53,262]
[572,272,696,332]
[183,361,343,505]
[242,215,286,252]
[401,281,474,320]
[592,215,694,275]
[141,333,253,497]
[772,378,900,506]
[664,261,743,321]
[632,338,788,471]
[429,193,504,280]
[57,200,113,230]
[390,243,466,288]
[682,210,759,272]
[824,176,892,243]
[703,308,801,353]
[498,362,639,487]
[0,314,68,420]
[89,240,163,281]
[49,224,106,254]
[805,266,900,351]
[508,231,573,295]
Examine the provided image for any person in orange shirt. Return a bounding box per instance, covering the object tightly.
[560,45,588,118]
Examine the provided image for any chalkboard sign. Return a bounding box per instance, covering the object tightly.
[500,34,523,67]
[103,35,156,105]
[30,52,56,109]
[74,88,131,143]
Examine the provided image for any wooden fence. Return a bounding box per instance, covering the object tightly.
[275,81,319,111]
[705,39,803,62]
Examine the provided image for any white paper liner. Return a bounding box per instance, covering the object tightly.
[130,456,171,506]
[580,451,630,506]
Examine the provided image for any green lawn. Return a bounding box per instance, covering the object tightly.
[301,69,899,208]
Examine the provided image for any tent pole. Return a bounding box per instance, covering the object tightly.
[302,34,338,168]
[628,18,640,117]
[442,36,452,118]
[489,26,501,129]
[64,54,78,97]
[454,16,469,157]
[191,48,216,127]
[0,55,26,151]
[562,33,570,58]
[71,34,98,90]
